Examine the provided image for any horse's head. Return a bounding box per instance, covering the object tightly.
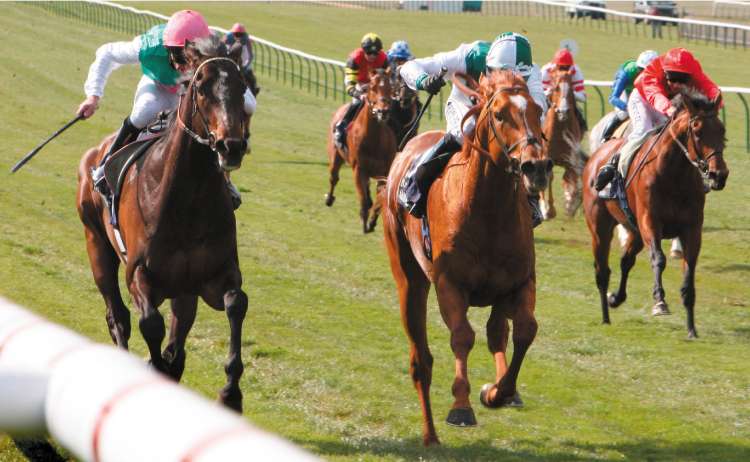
[476,70,552,194]
[181,35,251,171]
[366,68,393,123]
[672,92,729,191]
[548,69,575,123]
[390,69,417,109]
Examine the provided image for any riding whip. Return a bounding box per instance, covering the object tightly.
[11,115,84,173]
[398,67,448,151]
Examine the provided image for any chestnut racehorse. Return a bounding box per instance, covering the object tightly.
[383,70,551,445]
[76,39,251,411]
[540,68,587,219]
[582,92,728,338]
[326,69,397,233]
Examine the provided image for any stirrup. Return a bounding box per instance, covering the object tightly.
[597,183,616,200]
[594,165,616,191]
[91,166,111,197]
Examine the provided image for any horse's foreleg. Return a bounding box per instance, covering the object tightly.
[162,295,198,381]
[354,168,373,234]
[540,169,556,220]
[219,288,248,412]
[481,306,510,407]
[591,211,615,324]
[562,167,582,217]
[644,226,670,316]
[366,180,386,233]
[130,265,167,372]
[608,229,643,308]
[325,149,344,207]
[435,279,477,427]
[384,225,437,446]
[84,226,131,349]
[483,278,537,409]
[680,226,702,338]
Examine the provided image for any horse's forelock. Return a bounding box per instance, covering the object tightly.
[194,34,228,59]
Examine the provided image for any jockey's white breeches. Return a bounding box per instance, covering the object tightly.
[445,87,474,143]
[129,75,180,129]
[627,90,667,141]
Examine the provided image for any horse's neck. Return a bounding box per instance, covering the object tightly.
[451,148,519,219]
[653,129,703,190]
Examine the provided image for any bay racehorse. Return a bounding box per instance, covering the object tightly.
[76,38,251,411]
[383,70,551,445]
[540,68,587,219]
[582,92,728,338]
[326,68,397,233]
[388,69,422,147]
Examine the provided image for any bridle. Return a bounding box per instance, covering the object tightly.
[462,86,543,177]
[668,113,723,179]
[176,57,244,152]
[365,72,391,120]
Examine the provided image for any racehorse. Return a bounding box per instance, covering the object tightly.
[76,38,251,411]
[325,68,397,233]
[582,92,728,338]
[540,68,588,219]
[383,70,551,445]
[388,69,422,146]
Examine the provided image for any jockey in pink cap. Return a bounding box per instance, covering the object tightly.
[77,10,256,207]
[222,22,259,95]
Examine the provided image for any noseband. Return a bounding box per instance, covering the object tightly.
[177,57,243,152]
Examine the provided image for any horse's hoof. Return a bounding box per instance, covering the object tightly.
[325,194,335,207]
[218,387,243,413]
[423,434,440,447]
[479,384,524,409]
[687,329,699,339]
[652,301,671,316]
[445,407,477,427]
[607,292,624,308]
[366,221,377,233]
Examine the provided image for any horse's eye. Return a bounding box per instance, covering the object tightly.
[494,111,503,121]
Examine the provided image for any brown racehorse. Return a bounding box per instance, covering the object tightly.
[582,92,728,338]
[388,69,422,146]
[540,68,587,219]
[326,69,396,233]
[76,38,251,411]
[383,70,551,446]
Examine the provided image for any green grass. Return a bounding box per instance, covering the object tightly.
[1,3,749,461]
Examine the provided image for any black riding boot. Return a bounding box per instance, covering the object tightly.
[575,105,588,132]
[397,132,462,218]
[91,116,139,196]
[333,98,363,151]
[594,152,620,192]
[600,114,623,142]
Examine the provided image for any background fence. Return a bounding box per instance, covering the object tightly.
[27,1,750,152]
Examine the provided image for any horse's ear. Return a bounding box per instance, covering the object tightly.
[228,41,243,68]
[712,93,723,110]
[682,93,697,114]
[478,73,492,99]
[184,40,202,68]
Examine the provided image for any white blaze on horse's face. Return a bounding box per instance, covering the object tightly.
[556,81,570,121]
[510,94,527,112]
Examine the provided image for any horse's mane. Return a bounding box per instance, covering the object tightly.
[193,33,228,59]
[670,89,717,115]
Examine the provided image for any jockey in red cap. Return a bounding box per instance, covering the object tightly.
[541,48,588,130]
[77,10,256,208]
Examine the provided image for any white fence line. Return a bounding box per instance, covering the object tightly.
[0,297,317,462]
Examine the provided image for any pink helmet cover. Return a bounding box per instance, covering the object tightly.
[163,10,210,47]
[230,23,247,34]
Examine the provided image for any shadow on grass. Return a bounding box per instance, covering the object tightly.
[703,263,750,274]
[297,436,750,461]
[12,439,66,462]
[256,159,329,166]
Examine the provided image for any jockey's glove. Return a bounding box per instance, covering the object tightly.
[347,86,362,98]
[417,73,446,95]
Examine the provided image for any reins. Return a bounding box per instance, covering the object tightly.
[176,57,240,151]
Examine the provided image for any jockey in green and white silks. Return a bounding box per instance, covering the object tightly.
[396,32,547,221]
[77,10,256,208]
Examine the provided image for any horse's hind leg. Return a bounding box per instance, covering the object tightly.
[679,226,702,338]
[608,228,643,308]
[354,167,373,234]
[162,295,198,381]
[384,225,437,445]
[130,265,167,373]
[325,148,344,207]
[435,279,477,427]
[83,226,131,349]
[366,179,386,233]
[480,278,537,408]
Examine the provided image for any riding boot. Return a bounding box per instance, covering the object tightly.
[594,152,620,192]
[333,98,363,152]
[397,132,462,218]
[91,116,139,197]
[600,114,622,142]
[575,105,588,132]
[527,194,544,228]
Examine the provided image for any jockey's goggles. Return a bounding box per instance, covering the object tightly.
[167,46,188,66]
[665,71,690,84]
[557,65,571,71]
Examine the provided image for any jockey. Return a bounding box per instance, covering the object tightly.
[77,10,257,207]
[333,33,389,151]
[223,22,259,95]
[387,40,414,68]
[396,32,547,220]
[594,47,721,193]
[600,50,659,141]
[541,48,588,131]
